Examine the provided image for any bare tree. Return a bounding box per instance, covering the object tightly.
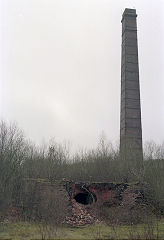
[0,121,26,216]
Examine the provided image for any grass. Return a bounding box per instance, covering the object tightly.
[0,220,164,239]
[0,221,39,240]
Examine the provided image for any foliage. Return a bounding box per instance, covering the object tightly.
[0,220,164,239]
[0,121,27,218]
[0,120,164,224]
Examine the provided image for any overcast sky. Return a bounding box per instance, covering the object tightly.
[0,0,164,151]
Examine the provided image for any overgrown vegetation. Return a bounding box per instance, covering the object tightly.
[1,221,164,239]
[0,120,164,237]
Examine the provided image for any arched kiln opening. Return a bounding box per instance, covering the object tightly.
[74,192,97,205]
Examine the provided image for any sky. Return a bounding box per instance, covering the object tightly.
[0,0,164,152]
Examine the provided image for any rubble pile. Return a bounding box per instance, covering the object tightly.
[65,199,97,226]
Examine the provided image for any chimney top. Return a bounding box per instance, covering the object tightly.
[121,8,137,22]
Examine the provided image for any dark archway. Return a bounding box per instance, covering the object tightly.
[74,192,97,205]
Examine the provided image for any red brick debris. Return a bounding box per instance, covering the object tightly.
[65,199,98,226]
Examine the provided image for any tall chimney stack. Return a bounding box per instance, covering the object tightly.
[120,9,143,163]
